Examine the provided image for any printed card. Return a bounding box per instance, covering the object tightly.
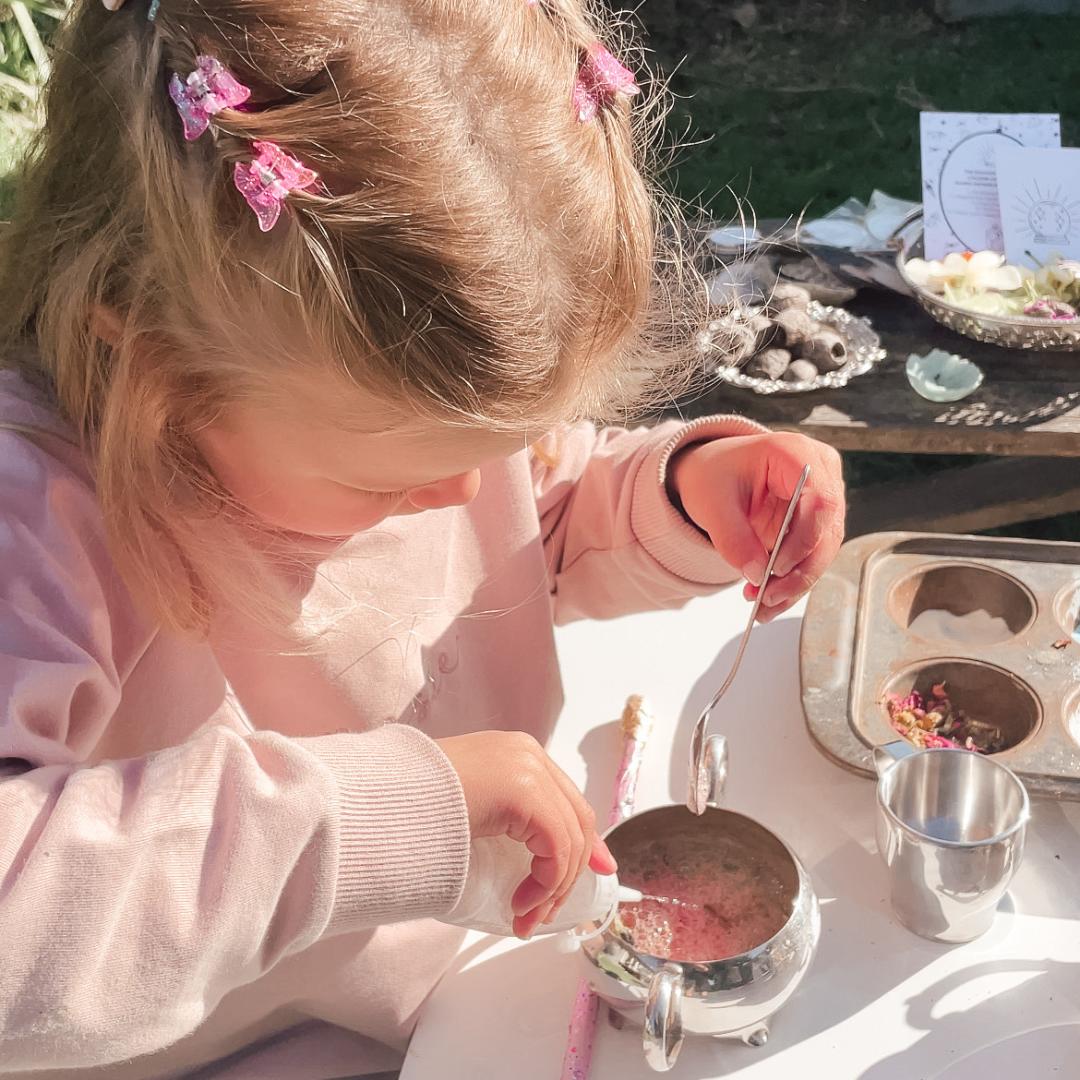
[920,112,1061,258]
[995,146,1080,269]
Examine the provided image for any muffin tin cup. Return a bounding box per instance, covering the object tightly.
[802,532,1080,800]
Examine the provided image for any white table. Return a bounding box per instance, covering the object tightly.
[402,592,1080,1080]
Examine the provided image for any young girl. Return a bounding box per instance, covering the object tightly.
[0,0,844,1076]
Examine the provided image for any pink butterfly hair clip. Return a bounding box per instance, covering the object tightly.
[572,44,639,123]
[169,55,251,141]
[233,141,319,232]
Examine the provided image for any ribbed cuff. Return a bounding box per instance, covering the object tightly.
[301,725,471,933]
[630,414,769,584]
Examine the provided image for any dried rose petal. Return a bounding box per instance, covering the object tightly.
[886,682,994,753]
[1024,297,1078,322]
[923,732,960,749]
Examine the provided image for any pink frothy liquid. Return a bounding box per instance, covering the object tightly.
[616,845,793,962]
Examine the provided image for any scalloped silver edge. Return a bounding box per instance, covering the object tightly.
[713,302,888,396]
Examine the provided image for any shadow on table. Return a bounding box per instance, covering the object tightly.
[856,959,1080,1080]
[663,615,803,802]
[1016,797,1080,920]
[577,613,811,813]
[578,716,632,822]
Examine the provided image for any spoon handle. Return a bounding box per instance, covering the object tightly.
[687,464,811,814]
[732,464,810,664]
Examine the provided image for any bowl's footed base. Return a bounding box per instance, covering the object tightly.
[602,1000,774,1048]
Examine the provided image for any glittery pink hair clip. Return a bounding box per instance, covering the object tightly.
[169,55,251,141]
[233,140,319,232]
[572,44,638,123]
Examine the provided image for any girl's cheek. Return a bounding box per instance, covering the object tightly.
[237,486,396,537]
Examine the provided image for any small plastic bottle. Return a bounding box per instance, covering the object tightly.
[439,834,642,936]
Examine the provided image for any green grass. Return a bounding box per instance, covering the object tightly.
[0,0,61,217]
[641,0,1080,220]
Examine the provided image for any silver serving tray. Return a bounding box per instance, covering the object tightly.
[893,212,1080,352]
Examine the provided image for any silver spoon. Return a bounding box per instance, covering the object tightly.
[687,464,811,815]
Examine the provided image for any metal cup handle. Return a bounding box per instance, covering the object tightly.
[873,738,918,777]
[643,964,685,1072]
[688,733,728,815]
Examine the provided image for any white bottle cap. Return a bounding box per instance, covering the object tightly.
[561,884,644,948]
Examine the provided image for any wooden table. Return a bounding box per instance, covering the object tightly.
[403,591,1080,1080]
[663,289,1080,536]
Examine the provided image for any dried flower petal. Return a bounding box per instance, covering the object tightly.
[1024,297,1078,322]
[885,685,1001,754]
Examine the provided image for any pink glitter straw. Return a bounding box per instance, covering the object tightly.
[558,695,653,1080]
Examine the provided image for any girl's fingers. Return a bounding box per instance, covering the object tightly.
[510,874,552,919]
[508,766,593,927]
[763,510,844,608]
[770,495,827,581]
[540,758,598,921]
[705,501,769,586]
[546,837,617,926]
[755,595,798,623]
[510,767,609,933]
[743,477,844,609]
[746,571,811,620]
[508,810,572,917]
[589,833,617,875]
[513,901,554,939]
[762,568,811,609]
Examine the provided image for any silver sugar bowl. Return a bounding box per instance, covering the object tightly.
[578,737,820,1071]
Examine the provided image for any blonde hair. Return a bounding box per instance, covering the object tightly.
[0,0,709,636]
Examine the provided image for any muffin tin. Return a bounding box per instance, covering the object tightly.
[801,532,1080,799]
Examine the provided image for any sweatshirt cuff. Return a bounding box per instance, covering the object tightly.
[630,414,769,585]
[302,724,471,933]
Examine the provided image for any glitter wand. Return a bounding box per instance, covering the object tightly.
[558,694,654,1080]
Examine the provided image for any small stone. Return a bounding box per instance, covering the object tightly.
[768,282,811,311]
[783,359,819,383]
[747,347,791,380]
[773,308,817,348]
[731,1,758,29]
[802,329,848,371]
[746,313,779,352]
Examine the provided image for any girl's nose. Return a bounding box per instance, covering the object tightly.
[405,469,482,511]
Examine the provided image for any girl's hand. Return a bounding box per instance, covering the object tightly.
[669,432,845,621]
[438,731,616,938]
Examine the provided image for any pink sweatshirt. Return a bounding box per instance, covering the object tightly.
[0,370,762,1079]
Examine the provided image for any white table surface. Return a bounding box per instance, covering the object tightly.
[402,591,1080,1080]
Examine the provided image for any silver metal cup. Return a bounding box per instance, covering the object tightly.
[874,741,1029,943]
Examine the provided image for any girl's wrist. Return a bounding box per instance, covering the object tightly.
[664,442,701,527]
[665,436,747,532]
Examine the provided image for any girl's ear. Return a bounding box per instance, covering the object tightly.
[89,304,125,347]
